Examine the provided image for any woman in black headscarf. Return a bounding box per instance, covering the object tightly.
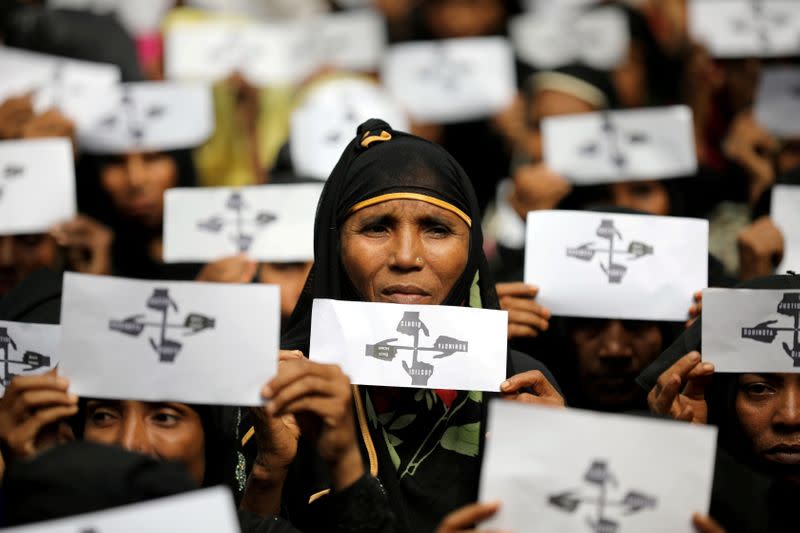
[639,274,800,532]
[270,119,562,533]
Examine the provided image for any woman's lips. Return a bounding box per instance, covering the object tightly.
[764,445,800,465]
[380,284,431,304]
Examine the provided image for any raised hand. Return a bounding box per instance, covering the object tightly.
[497,282,551,340]
[500,370,565,408]
[435,501,510,533]
[647,351,713,424]
[50,215,114,276]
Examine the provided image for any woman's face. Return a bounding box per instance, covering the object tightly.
[570,319,663,411]
[604,181,671,216]
[83,399,206,485]
[424,0,506,39]
[100,152,178,228]
[0,234,59,296]
[736,373,800,485]
[522,90,597,163]
[341,199,470,305]
[258,261,314,323]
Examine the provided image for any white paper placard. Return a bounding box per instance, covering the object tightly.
[290,78,409,180]
[77,82,214,154]
[755,67,800,138]
[479,401,718,533]
[165,10,386,86]
[0,46,121,131]
[163,183,323,263]
[382,37,517,124]
[0,138,77,235]
[2,486,240,533]
[309,299,508,391]
[772,185,800,274]
[523,0,602,11]
[703,287,800,373]
[689,0,800,58]
[60,273,279,405]
[524,210,708,321]
[0,321,59,395]
[510,7,629,70]
[542,106,697,184]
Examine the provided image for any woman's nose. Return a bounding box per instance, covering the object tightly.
[118,416,153,455]
[390,227,423,271]
[597,320,633,360]
[124,153,148,189]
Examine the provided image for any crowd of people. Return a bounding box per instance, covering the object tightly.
[0,0,798,532]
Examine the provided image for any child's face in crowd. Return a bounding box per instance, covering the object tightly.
[83,399,206,485]
[423,0,506,39]
[340,199,470,306]
[571,319,663,411]
[258,261,313,322]
[0,234,58,296]
[736,373,800,485]
[100,152,178,228]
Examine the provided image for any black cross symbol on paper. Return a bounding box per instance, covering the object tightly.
[99,86,166,144]
[566,219,653,284]
[578,113,650,169]
[549,460,658,533]
[209,32,266,73]
[730,0,793,51]
[108,288,215,363]
[197,191,278,253]
[365,311,468,386]
[0,162,24,202]
[0,327,52,388]
[417,46,472,92]
[741,292,800,366]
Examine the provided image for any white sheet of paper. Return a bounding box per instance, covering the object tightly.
[542,106,697,184]
[309,299,508,391]
[163,183,323,263]
[703,287,800,372]
[510,7,629,70]
[2,486,240,533]
[755,67,800,138]
[0,46,121,130]
[0,138,76,235]
[382,37,516,124]
[290,78,409,180]
[165,10,386,86]
[77,82,214,154]
[772,185,800,274]
[523,0,601,11]
[479,401,718,533]
[524,210,708,321]
[0,321,59,395]
[689,0,800,58]
[60,273,279,405]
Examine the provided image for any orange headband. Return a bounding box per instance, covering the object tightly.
[347,192,472,227]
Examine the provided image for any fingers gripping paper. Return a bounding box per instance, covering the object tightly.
[0,321,59,395]
[524,210,708,321]
[542,106,697,184]
[479,401,718,533]
[309,299,507,391]
[163,183,323,263]
[703,288,800,373]
[382,37,516,124]
[0,138,76,235]
[60,273,279,405]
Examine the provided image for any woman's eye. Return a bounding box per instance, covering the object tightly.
[745,383,775,396]
[361,223,388,235]
[89,410,117,424]
[152,411,180,425]
[630,184,655,198]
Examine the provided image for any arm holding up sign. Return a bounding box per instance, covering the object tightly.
[500,369,564,408]
[0,371,78,464]
[647,351,714,424]
[497,282,551,340]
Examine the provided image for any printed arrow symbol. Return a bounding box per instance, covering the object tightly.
[549,491,582,512]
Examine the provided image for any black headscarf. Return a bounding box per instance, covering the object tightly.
[3,441,198,526]
[282,118,499,352]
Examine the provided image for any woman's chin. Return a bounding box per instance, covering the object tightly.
[377,293,435,305]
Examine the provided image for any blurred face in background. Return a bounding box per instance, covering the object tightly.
[613,41,649,108]
[100,152,178,228]
[570,318,664,411]
[522,89,598,164]
[0,234,58,296]
[423,0,507,39]
[600,181,671,216]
